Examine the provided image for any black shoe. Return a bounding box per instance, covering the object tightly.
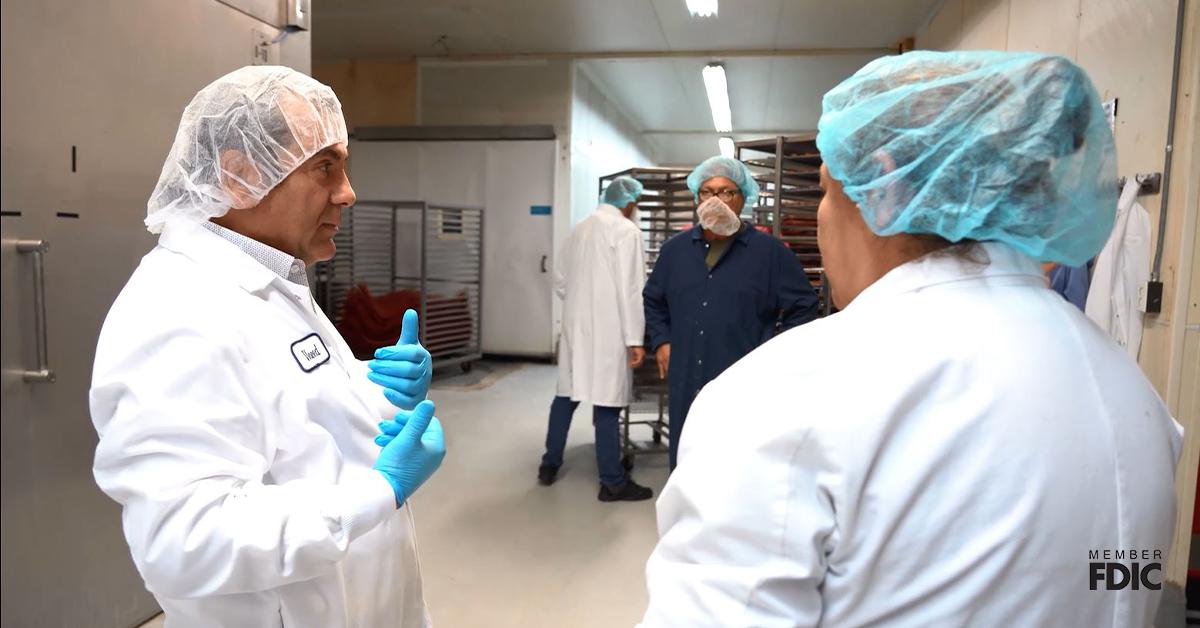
[538,465,558,486]
[598,479,653,502]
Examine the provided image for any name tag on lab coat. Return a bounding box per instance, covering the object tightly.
[290,333,331,372]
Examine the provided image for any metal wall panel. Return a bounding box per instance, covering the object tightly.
[1,1,306,625]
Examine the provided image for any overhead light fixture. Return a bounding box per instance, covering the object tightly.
[702,63,732,133]
[718,137,735,158]
[685,0,718,18]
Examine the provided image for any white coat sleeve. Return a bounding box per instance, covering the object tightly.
[554,232,573,300]
[640,376,833,627]
[91,328,396,600]
[613,226,647,347]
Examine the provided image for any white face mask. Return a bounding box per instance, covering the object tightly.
[696,196,741,236]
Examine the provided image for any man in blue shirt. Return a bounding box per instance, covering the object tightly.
[644,156,819,469]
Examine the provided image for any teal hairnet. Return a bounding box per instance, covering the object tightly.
[601,176,644,207]
[687,156,761,208]
[816,51,1117,265]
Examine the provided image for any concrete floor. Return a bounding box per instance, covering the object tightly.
[139,361,669,627]
[416,362,669,627]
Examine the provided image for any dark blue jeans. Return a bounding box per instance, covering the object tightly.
[540,396,626,487]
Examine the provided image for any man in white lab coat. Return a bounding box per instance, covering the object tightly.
[537,176,654,502]
[90,66,443,627]
[642,51,1182,627]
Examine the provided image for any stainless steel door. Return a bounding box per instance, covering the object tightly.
[2,217,154,628]
[1,0,305,625]
[0,216,52,627]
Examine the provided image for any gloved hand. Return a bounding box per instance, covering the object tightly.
[373,400,446,507]
[368,309,432,410]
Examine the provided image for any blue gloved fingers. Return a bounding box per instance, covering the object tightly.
[400,400,436,442]
[367,371,425,396]
[421,417,446,455]
[373,399,443,507]
[397,309,420,345]
[379,418,406,436]
[374,416,407,447]
[369,319,433,413]
[373,344,429,363]
[370,310,426,360]
[382,388,420,410]
[367,358,426,379]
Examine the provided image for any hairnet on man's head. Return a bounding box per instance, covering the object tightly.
[816,50,1116,266]
[144,65,348,234]
[687,156,760,209]
[601,176,644,208]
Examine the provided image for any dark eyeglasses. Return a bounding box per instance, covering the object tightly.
[698,188,741,202]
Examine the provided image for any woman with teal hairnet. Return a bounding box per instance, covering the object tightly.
[642,51,1181,627]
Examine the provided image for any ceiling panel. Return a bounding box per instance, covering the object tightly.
[648,131,781,166]
[580,58,711,130]
[723,57,774,130]
[647,0,786,50]
[773,0,946,47]
[314,0,943,60]
[580,54,878,134]
[314,0,666,60]
[760,54,879,129]
[313,0,944,166]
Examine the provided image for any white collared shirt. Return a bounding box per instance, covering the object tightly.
[202,221,310,286]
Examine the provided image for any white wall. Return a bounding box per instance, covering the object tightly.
[415,60,576,341]
[416,59,657,226]
[415,59,658,335]
[570,64,659,226]
[417,58,574,269]
[419,60,572,132]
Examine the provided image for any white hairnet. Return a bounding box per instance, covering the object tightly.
[145,65,348,234]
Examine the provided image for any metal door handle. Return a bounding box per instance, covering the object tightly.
[540,255,547,273]
[16,240,54,383]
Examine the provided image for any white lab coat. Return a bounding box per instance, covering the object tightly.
[90,221,429,628]
[642,243,1181,628]
[555,203,647,407]
[1086,178,1152,359]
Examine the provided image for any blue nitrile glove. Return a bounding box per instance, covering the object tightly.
[373,400,446,507]
[367,309,432,410]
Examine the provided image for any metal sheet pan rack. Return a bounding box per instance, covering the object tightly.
[600,167,695,270]
[316,200,484,371]
[598,168,694,469]
[735,134,833,316]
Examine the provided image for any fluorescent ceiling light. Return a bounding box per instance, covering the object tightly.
[702,64,732,133]
[718,137,735,158]
[685,0,718,18]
